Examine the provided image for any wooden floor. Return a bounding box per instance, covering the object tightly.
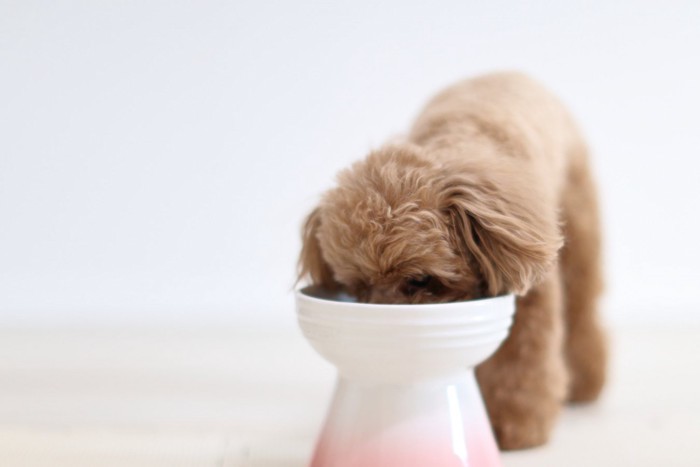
[0,324,698,466]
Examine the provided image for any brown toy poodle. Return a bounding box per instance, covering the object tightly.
[298,72,607,450]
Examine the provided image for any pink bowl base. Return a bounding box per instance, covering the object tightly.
[312,431,500,467]
[309,375,501,467]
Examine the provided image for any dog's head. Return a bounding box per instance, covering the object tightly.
[299,144,561,303]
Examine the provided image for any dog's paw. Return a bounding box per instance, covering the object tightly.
[490,412,554,451]
[568,369,605,403]
[566,328,607,404]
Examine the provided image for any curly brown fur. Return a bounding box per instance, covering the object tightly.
[298,72,607,450]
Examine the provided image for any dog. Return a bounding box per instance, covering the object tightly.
[297,72,607,450]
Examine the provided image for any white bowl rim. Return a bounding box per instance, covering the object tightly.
[297,285,514,311]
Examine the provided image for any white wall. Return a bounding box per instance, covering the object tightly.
[1,1,699,327]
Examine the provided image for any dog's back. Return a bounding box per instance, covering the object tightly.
[409,72,582,198]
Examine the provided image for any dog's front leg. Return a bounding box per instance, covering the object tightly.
[475,268,568,450]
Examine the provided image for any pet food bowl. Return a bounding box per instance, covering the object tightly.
[296,286,516,467]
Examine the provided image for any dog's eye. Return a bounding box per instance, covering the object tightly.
[402,275,443,298]
[407,275,433,289]
[402,275,436,297]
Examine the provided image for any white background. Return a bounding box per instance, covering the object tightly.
[1,1,699,328]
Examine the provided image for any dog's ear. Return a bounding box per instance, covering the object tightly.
[441,164,563,296]
[297,207,341,290]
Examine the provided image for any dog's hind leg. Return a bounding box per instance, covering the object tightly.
[560,144,608,403]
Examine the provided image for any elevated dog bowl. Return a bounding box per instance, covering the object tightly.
[296,286,515,467]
